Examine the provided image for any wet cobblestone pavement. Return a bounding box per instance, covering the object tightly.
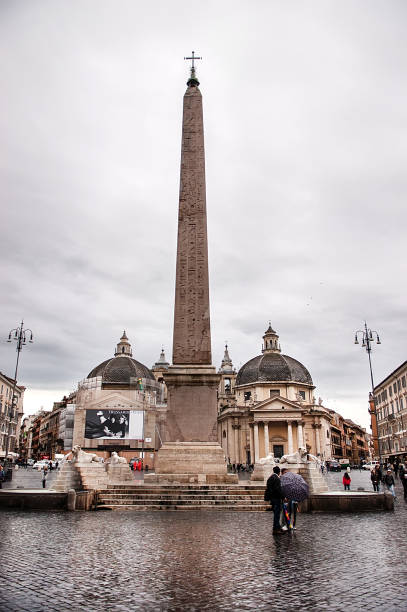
[1,472,406,611]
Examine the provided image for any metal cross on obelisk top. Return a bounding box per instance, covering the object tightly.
[184,50,202,69]
[184,51,202,84]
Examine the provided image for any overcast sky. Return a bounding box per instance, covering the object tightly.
[1,1,406,429]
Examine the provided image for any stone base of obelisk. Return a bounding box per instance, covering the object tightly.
[144,442,238,484]
[145,366,238,484]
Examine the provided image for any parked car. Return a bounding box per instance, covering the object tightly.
[362,461,380,470]
[329,461,341,472]
[32,460,54,470]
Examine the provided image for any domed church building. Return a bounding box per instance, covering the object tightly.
[72,332,166,464]
[217,324,332,465]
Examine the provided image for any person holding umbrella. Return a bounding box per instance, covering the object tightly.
[280,468,309,530]
[264,466,286,534]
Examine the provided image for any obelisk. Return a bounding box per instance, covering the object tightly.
[149,54,236,484]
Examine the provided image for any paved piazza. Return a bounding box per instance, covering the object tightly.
[1,471,406,611]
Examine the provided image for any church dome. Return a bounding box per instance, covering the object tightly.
[87,332,155,384]
[236,324,313,387]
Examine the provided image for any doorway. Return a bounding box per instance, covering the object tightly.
[273,445,284,459]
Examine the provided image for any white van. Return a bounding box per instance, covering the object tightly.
[362,461,380,470]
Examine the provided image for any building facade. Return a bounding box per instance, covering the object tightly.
[374,360,407,463]
[329,411,370,463]
[0,371,25,459]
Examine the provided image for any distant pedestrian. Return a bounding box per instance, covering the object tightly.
[371,466,381,492]
[265,466,286,534]
[42,470,48,489]
[394,463,399,479]
[0,464,4,489]
[384,470,396,497]
[55,461,59,470]
[343,471,351,491]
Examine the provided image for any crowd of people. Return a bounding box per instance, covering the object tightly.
[369,462,407,499]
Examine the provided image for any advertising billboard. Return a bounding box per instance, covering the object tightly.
[85,409,144,440]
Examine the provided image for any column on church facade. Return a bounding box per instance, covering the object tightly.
[314,423,321,455]
[287,421,294,454]
[249,425,254,465]
[297,421,304,449]
[264,422,269,457]
[253,422,260,463]
[233,423,240,463]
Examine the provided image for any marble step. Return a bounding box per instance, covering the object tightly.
[103,488,266,495]
[98,493,265,500]
[98,495,265,504]
[97,504,269,512]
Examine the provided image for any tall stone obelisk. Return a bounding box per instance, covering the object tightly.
[150,55,236,484]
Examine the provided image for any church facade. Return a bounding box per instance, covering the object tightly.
[71,332,166,465]
[217,324,332,465]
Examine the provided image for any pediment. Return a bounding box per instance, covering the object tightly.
[251,396,302,413]
[85,392,140,411]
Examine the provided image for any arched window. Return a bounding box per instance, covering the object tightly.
[122,347,125,353]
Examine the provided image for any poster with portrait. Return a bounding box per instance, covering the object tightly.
[85,409,144,440]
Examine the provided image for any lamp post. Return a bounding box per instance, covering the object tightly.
[6,320,34,457]
[354,322,382,465]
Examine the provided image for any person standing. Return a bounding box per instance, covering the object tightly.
[265,466,286,534]
[0,464,4,489]
[42,467,48,489]
[371,466,381,492]
[343,470,351,491]
[384,469,396,497]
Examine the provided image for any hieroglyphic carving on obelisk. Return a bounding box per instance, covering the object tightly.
[172,53,211,365]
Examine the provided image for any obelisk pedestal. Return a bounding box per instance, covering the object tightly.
[150,365,236,484]
[146,58,237,484]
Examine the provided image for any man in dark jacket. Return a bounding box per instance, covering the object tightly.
[265,466,285,534]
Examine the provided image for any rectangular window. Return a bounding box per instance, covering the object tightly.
[270,390,280,397]
[402,376,406,388]
[299,391,306,400]
[393,383,397,393]
[244,391,251,401]
[389,387,393,397]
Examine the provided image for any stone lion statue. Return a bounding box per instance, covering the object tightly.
[279,450,302,464]
[280,448,309,464]
[109,451,127,465]
[258,452,275,465]
[72,445,101,464]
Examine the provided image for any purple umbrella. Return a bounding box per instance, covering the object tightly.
[280,471,309,502]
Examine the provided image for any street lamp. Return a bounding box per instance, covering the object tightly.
[5,320,34,457]
[354,322,382,465]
